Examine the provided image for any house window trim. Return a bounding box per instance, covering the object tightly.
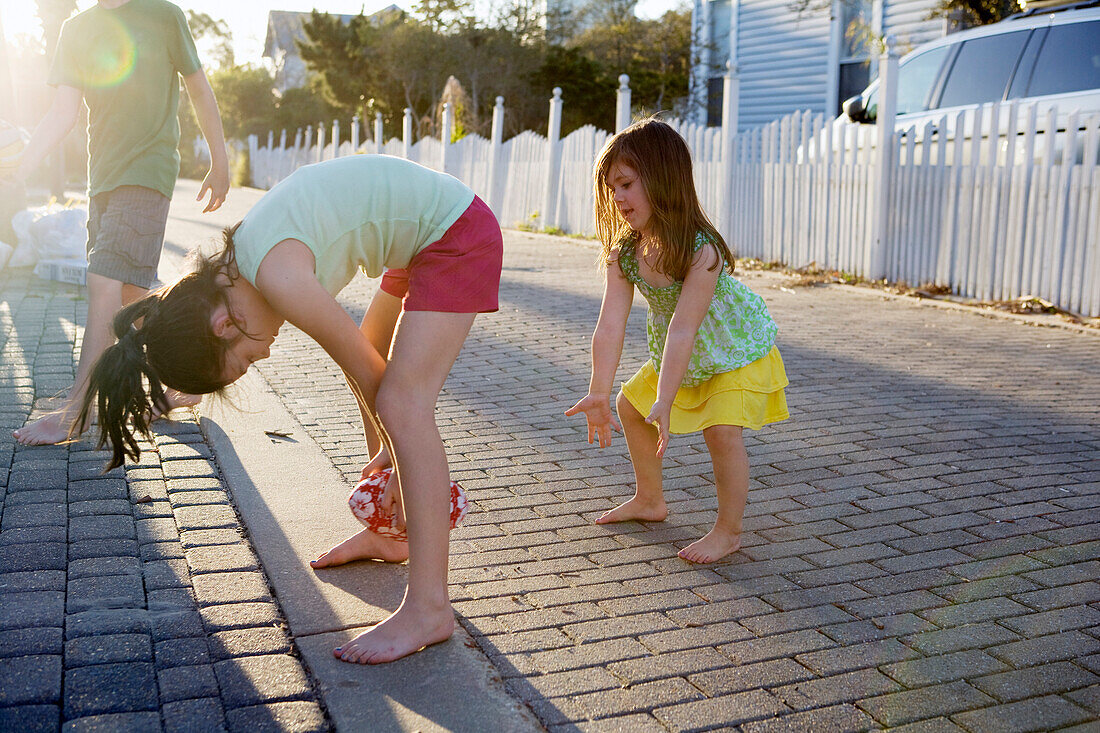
[829,0,883,115]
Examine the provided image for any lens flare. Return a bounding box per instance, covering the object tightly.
[78,17,136,88]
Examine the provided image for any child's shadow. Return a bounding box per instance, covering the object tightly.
[309,555,409,623]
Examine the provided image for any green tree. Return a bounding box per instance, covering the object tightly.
[577,0,638,28]
[298,9,544,140]
[292,0,693,140]
[572,5,692,117]
[273,87,338,136]
[208,65,277,139]
[926,0,1021,27]
[414,0,475,33]
[297,11,380,118]
[185,10,234,68]
[526,46,613,133]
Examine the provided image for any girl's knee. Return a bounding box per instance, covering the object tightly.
[703,424,745,449]
[615,391,640,418]
[376,381,433,432]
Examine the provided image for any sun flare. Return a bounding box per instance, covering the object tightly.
[1,5,47,47]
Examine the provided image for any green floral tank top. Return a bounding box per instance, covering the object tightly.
[617,232,778,387]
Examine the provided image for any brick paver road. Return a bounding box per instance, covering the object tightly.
[259,230,1100,731]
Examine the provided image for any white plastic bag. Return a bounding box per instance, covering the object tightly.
[8,240,37,268]
[8,203,88,271]
[30,208,87,260]
[11,208,39,248]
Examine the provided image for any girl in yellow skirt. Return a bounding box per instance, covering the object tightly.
[566,118,789,564]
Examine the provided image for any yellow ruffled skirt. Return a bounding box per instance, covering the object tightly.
[621,346,789,434]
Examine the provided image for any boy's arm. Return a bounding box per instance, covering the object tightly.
[648,246,722,456]
[9,85,82,182]
[182,69,229,213]
[565,259,633,447]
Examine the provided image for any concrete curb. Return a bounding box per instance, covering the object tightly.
[198,370,542,733]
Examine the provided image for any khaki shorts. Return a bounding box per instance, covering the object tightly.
[86,185,171,289]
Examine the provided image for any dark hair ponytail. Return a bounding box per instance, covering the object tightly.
[79,299,170,470]
[81,225,244,470]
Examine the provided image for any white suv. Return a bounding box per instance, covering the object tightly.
[843,1,1100,162]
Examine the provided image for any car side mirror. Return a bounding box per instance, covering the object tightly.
[843,95,873,124]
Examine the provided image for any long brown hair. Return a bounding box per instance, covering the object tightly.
[593,117,733,279]
[79,225,245,469]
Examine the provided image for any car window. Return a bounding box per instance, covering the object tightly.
[865,45,951,118]
[896,45,952,114]
[1026,20,1100,97]
[937,30,1030,108]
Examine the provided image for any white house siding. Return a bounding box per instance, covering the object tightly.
[884,0,946,55]
[736,0,833,128]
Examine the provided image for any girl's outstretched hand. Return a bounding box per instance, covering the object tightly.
[645,400,672,458]
[565,393,622,448]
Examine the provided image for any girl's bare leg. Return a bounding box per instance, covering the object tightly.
[596,393,668,524]
[14,275,136,445]
[334,309,474,665]
[679,424,748,564]
[310,528,409,567]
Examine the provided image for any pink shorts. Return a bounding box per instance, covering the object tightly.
[380,196,502,313]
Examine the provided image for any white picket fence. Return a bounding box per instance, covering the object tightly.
[249,74,1099,316]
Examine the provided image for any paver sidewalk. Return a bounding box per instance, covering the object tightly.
[257,230,1100,731]
[0,273,327,731]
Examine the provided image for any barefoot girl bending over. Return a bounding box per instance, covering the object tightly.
[81,155,502,663]
[566,119,789,564]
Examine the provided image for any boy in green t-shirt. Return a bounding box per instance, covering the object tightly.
[8,0,229,445]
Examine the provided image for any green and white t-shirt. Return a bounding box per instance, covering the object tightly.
[617,232,778,387]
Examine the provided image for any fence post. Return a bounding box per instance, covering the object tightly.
[374,112,384,155]
[489,96,505,216]
[248,134,258,188]
[292,127,303,173]
[616,74,631,132]
[403,108,413,159]
[543,87,563,228]
[331,119,340,158]
[316,121,325,163]
[441,102,453,173]
[720,61,740,241]
[351,115,359,151]
[869,36,898,279]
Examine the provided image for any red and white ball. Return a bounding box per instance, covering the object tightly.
[348,467,468,541]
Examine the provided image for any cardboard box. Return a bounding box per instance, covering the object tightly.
[34,258,88,286]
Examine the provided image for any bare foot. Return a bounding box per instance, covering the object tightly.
[361,446,392,478]
[595,495,668,524]
[151,389,202,421]
[333,602,455,664]
[678,529,742,564]
[13,411,79,446]
[310,528,409,568]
